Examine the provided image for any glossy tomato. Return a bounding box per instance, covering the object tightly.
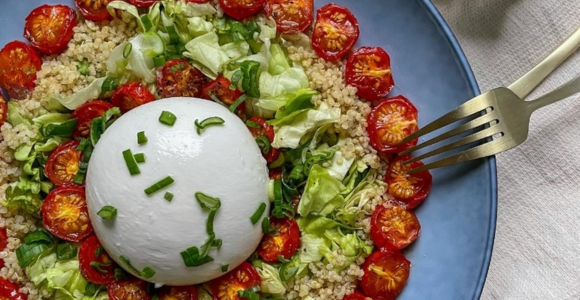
[158,285,198,300]
[45,140,83,186]
[386,155,432,209]
[75,0,114,21]
[311,4,359,61]
[0,41,42,100]
[246,117,280,163]
[107,278,152,300]
[79,235,116,285]
[0,227,7,251]
[42,186,93,242]
[201,77,243,106]
[185,0,209,2]
[367,96,419,153]
[257,217,301,262]
[0,94,6,128]
[111,82,155,114]
[209,262,260,300]
[264,0,314,34]
[157,59,206,99]
[24,5,77,55]
[346,47,395,101]
[361,250,410,300]
[128,0,158,7]
[219,0,264,20]
[71,100,114,137]
[0,277,27,300]
[371,204,420,250]
[342,292,371,300]
[269,168,282,180]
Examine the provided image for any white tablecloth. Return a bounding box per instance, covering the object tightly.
[432,0,580,299]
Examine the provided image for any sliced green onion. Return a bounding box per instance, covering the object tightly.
[212,238,222,250]
[250,203,266,225]
[153,55,166,67]
[256,135,271,154]
[230,69,243,90]
[207,210,217,236]
[97,205,117,220]
[239,60,261,98]
[195,192,221,211]
[134,153,146,163]
[221,263,229,273]
[90,261,111,273]
[159,111,177,126]
[277,255,290,263]
[41,119,78,137]
[73,169,86,185]
[209,93,227,107]
[238,290,259,300]
[119,255,141,275]
[180,246,214,267]
[194,117,225,135]
[289,164,305,183]
[228,94,247,113]
[137,131,148,145]
[245,120,260,129]
[77,138,91,151]
[273,180,283,202]
[23,230,53,245]
[145,176,175,195]
[166,25,180,44]
[114,268,127,281]
[141,267,156,279]
[101,77,119,92]
[56,242,77,261]
[164,192,174,202]
[141,15,153,32]
[123,43,133,59]
[94,246,103,258]
[85,283,100,296]
[279,264,299,281]
[261,217,278,236]
[16,243,50,267]
[122,149,140,176]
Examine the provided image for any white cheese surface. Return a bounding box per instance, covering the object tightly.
[85,97,269,286]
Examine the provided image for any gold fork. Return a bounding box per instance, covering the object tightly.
[400,26,580,174]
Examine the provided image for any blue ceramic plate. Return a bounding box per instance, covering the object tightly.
[0,1,497,299]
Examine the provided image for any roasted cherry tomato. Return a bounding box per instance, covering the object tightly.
[158,285,198,300]
[346,47,395,101]
[45,140,83,186]
[75,0,114,21]
[386,155,432,209]
[42,186,93,242]
[201,77,243,106]
[269,168,282,180]
[367,96,418,153]
[128,0,158,7]
[342,292,371,300]
[111,82,155,114]
[311,4,359,61]
[219,0,264,20]
[157,59,206,99]
[246,117,280,163]
[361,250,410,300]
[185,0,209,2]
[0,41,42,100]
[264,0,314,34]
[79,235,116,284]
[0,277,27,300]
[257,217,301,262]
[0,227,7,251]
[209,262,261,300]
[71,100,114,137]
[371,204,420,250]
[24,5,77,55]
[107,278,152,300]
[0,94,7,128]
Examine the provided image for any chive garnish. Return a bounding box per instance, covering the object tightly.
[238,290,260,300]
[277,255,290,263]
[153,55,166,67]
[221,263,229,273]
[141,267,156,279]
[261,217,278,236]
[250,203,266,225]
[134,153,146,163]
[119,256,141,275]
[207,210,217,236]
[159,111,177,126]
[180,246,215,267]
[228,94,247,113]
[114,268,127,281]
[123,43,133,58]
[145,176,175,195]
[122,149,140,175]
[101,77,119,92]
[209,94,227,107]
[97,206,117,220]
[90,261,111,273]
[164,192,174,202]
[195,192,221,211]
[255,135,271,154]
[137,131,148,145]
[94,246,102,258]
[194,117,225,135]
[245,120,261,129]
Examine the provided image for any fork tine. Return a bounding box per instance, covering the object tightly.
[404,124,500,165]
[399,111,499,156]
[399,95,493,144]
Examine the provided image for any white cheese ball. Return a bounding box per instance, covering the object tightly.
[85,97,269,286]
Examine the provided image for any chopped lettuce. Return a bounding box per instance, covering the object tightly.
[54,78,105,110]
[257,263,286,294]
[298,234,329,264]
[319,230,373,271]
[298,165,346,217]
[106,32,164,84]
[6,101,33,128]
[257,67,310,111]
[183,32,249,78]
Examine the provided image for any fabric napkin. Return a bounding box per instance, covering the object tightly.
[432,0,580,299]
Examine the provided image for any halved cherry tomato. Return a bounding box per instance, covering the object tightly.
[264,0,314,34]
[42,186,93,242]
[342,292,371,300]
[0,41,42,100]
[371,204,420,250]
[128,0,158,7]
[209,262,261,300]
[0,227,7,251]
[269,168,282,180]
[79,235,116,285]
[45,140,82,186]
[107,278,152,300]
[111,82,155,114]
[361,250,410,300]
[246,117,280,163]
[157,59,206,99]
[219,0,264,20]
[311,4,359,61]
[257,217,300,262]
[24,5,77,55]
[71,100,114,137]
[158,285,198,300]
[367,96,419,153]
[386,155,432,209]
[0,277,27,300]
[0,94,7,128]
[75,0,114,21]
[346,47,395,101]
[201,77,243,106]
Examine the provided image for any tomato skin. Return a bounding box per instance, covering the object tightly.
[0,277,27,300]
[366,96,419,153]
[361,250,410,300]
[79,235,116,284]
[201,77,243,105]
[42,186,93,243]
[75,0,114,21]
[107,278,152,300]
[257,217,301,263]
[371,204,420,250]
[0,227,5,269]
[385,155,432,209]
[158,285,198,300]
[24,5,77,55]
[346,47,395,101]
[0,95,7,128]
[209,262,261,300]
[264,0,314,34]
[128,0,158,7]
[111,82,155,114]
[246,117,280,163]
[342,292,371,300]
[0,41,42,100]
[45,140,83,187]
[219,0,265,20]
[71,100,114,137]
[311,4,359,61]
[157,59,206,99]
[185,0,209,2]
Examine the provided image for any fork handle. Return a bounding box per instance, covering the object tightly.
[508,26,580,99]
[527,75,580,112]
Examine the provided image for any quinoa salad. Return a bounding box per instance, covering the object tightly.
[0,1,433,300]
